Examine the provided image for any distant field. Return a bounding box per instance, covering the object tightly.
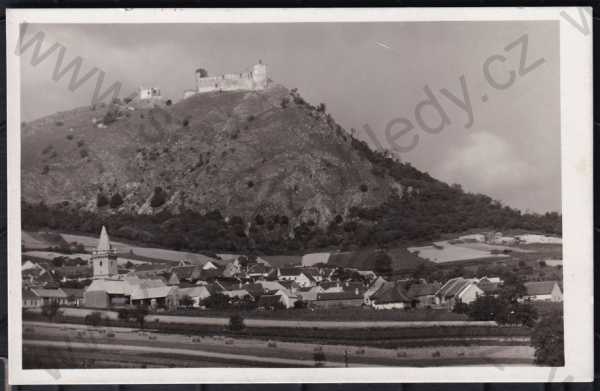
[21,231,67,249]
[408,241,509,264]
[23,250,90,260]
[59,232,223,265]
[21,231,54,249]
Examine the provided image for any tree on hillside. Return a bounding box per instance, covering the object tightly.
[96,193,109,208]
[531,309,564,365]
[150,187,167,208]
[109,193,124,209]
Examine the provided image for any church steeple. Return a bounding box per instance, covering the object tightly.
[97,225,111,252]
[91,226,118,278]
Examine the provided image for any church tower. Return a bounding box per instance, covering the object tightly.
[91,226,118,278]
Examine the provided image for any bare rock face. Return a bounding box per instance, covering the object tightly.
[21,85,394,228]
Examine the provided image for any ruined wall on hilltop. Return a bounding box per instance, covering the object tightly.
[194,62,267,94]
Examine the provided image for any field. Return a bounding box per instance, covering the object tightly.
[23,320,534,368]
[164,307,470,322]
[408,241,509,263]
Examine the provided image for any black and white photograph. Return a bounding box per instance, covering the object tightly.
[6,8,593,384]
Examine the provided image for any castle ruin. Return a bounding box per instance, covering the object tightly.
[192,60,267,96]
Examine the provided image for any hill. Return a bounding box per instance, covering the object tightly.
[21,85,561,254]
[22,85,392,225]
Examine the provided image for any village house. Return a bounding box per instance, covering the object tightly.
[436,277,484,309]
[22,267,54,288]
[406,282,442,308]
[363,276,388,306]
[84,276,173,309]
[176,285,211,308]
[130,285,178,309]
[277,268,315,288]
[202,261,219,271]
[269,288,297,308]
[313,289,364,309]
[370,282,412,310]
[521,281,563,302]
[22,288,43,308]
[318,281,343,293]
[302,267,323,283]
[296,286,324,302]
[222,261,241,278]
[257,280,296,298]
[30,286,70,306]
[22,260,43,271]
[246,263,273,279]
[241,283,267,298]
[168,266,202,285]
[62,288,85,307]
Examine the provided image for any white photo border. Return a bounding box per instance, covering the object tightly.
[6,7,593,384]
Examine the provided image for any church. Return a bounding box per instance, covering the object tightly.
[83,226,178,309]
[90,226,119,278]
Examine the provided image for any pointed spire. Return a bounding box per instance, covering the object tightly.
[97,225,111,252]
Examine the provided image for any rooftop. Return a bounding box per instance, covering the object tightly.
[524,281,559,296]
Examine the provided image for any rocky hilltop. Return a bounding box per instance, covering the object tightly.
[22,85,396,227]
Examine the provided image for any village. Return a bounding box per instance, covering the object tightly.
[22,226,563,317]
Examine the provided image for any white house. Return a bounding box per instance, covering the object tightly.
[202,261,219,270]
[271,289,297,308]
[22,288,43,308]
[277,268,315,288]
[22,260,43,271]
[436,277,484,309]
[522,281,563,302]
[257,280,294,296]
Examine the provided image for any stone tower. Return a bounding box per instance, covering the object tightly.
[252,60,267,90]
[91,226,118,278]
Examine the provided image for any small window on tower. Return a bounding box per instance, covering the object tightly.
[99,261,103,267]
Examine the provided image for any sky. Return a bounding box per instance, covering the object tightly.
[18,21,561,213]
